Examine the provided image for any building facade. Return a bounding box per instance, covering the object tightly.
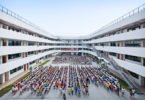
[0,4,145,88]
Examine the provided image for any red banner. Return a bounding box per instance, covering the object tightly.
[62,50,79,52]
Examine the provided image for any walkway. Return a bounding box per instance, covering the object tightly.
[1,83,145,100]
[0,57,55,91]
[1,56,145,100]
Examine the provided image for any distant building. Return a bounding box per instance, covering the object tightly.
[0,4,145,88]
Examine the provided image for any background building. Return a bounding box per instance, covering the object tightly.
[0,3,145,89]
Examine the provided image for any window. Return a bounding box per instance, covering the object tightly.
[110,42,116,46]
[125,55,141,62]
[28,42,35,46]
[8,53,21,60]
[125,40,141,47]
[28,51,34,55]
[128,71,139,79]
[100,43,104,46]
[109,52,116,56]
[8,40,21,46]
[29,61,35,65]
[10,66,23,74]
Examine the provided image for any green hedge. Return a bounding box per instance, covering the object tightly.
[0,84,13,97]
[39,60,49,66]
[110,73,129,90]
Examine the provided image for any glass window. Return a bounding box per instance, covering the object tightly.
[28,51,34,55]
[109,52,116,56]
[128,71,139,79]
[28,42,35,46]
[110,42,116,46]
[10,66,23,74]
[8,40,21,46]
[125,40,141,47]
[29,60,35,65]
[8,53,21,60]
[125,55,141,62]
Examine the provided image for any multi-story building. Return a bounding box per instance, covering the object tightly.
[0,3,145,89]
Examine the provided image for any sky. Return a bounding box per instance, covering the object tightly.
[0,0,145,37]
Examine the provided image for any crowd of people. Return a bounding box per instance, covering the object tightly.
[10,56,135,99]
[12,66,59,98]
[52,56,92,65]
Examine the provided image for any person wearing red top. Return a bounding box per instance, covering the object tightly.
[63,82,66,89]
[55,80,59,88]
[61,81,64,87]
[17,82,21,90]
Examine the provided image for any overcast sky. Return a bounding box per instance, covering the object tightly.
[0,0,145,37]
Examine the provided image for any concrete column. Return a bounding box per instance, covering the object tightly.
[144,77,145,87]
[0,73,5,84]
[119,54,121,60]
[1,39,9,82]
[119,41,124,60]
[26,64,28,70]
[139,76,144,86]
[5,71,9,82]
[121,41,124,47]
[106,52,108,57]
[143,40,145,47]
[123,29,127,32]
[36,59,39,64]
[0,56,2,64]
[0,39,2,46]
[21,53,24,58]
[3,25,9,30]
[24,41,28,46]
[82,53,84,56]
[143,58,145,86]
[141,23,145,28]
[25,53,28,57]
[142,40,145,66]
[0,23,3,28]
[140,24,143,28]
[24,64,27,71]
[2,39,8,46]
[142,38,145,86]
[117,54,120,59]
[2,55,8,63]
[143,58,145,66]
[21,41,25,46]
[6,55,8,62]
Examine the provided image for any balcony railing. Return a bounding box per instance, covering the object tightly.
[93,3,145,34]
[0,4,48,34]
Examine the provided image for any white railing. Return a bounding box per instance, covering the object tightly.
[93,3,145,34]
[0,4,48,35]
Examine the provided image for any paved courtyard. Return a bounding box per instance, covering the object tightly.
[1,82,145,100]
[1,56,145,100]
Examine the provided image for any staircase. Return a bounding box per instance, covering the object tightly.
[91,46,139,89]
[109,57,139,88]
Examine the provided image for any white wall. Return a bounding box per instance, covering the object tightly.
[89,10,145,38]
[0,12,55,39]
[113,57,145,77]
[94,46,145,58]
[0,45,89,56]
[0,28,64,44]
[0,49,96,74]
[84,28,145,44]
